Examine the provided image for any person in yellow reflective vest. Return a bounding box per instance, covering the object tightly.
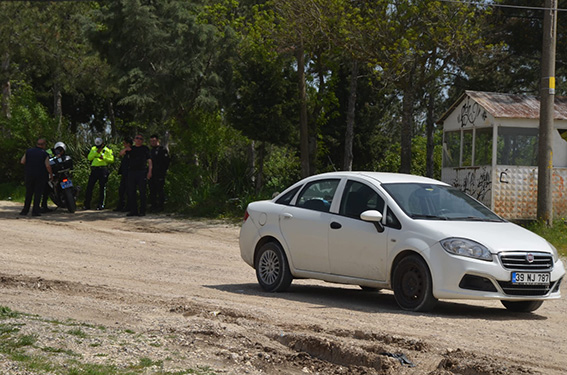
[83,137,114,210]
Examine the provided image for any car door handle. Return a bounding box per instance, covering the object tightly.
[281,213,293,219]
[330,221,342,229]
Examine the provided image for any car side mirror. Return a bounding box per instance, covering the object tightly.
[360,210,385,233]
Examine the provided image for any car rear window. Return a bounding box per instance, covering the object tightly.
[275,186,301,205]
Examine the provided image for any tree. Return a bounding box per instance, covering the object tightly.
[340,1,491,174]
[228,46,298,191]
[87,0,233,130]
[270,0,334,177]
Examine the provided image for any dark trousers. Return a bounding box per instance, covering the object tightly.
[84,167,109,209]
[128,170,147,215]
[23,174,47,214]
[116,173,129,210]
[41,181,50,208]
[148,175,166,210]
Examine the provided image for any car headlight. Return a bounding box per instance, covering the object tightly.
[440,238,493,261]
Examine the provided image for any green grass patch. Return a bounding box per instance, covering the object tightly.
[129,356,163,370]
[67,328,88,338]
[0,305,219,375]
[42,346,81,357]
[523,220,567,257]
[0,182,25,202]
[0,323,20,335]
[67,362,122,375]
[0,306,21,319]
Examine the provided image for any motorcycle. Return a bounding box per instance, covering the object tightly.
[48,152,77,213]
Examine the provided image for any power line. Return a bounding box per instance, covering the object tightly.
[437,0,567,13]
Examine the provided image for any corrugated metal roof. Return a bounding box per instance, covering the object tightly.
[437,90,567,123]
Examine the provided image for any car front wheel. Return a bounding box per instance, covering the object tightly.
[392,255,437,312]
[501,300,543,312]
[255,242,293,292]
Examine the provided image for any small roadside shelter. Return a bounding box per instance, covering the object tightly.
[437,90,567,220]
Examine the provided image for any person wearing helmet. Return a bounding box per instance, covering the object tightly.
[54,141,66,156]
[83,137,114,210]
[50,141,73,170]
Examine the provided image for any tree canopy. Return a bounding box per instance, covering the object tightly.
[1,0,564,212]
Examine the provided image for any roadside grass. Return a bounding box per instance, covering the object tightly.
[523,220,567,257]
[0,182,24,202]
[0,306,217,375]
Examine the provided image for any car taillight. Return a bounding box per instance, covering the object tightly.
[243,210,249,222]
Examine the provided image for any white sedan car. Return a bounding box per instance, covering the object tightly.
[239,172,565,312]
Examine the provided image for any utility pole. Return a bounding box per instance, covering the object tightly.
[537,0,557,226]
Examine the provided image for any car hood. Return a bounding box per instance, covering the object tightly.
[415,220,553,253]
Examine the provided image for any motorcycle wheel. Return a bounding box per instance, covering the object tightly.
[64,188,76,213]
[49,186,63,207]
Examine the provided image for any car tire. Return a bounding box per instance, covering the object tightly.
[501,300,543,312]
[255,242,293,292]
[392,254,437,312]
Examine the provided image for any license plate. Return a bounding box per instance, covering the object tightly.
[60,180,73,189]
[511,272,550,285]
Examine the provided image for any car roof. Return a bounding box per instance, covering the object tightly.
[307,171,448,186]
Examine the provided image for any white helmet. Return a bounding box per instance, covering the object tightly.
[54,141,66,151]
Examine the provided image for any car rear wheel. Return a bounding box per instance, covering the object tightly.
[501,300,543,312]
[392,255,437,312]
[255,242,293,292]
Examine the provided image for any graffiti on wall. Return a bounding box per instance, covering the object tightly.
[452,167,492,203]
[457,97,487,128]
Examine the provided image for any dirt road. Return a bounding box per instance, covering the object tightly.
[1,200,566,374]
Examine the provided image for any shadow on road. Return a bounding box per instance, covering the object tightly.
[206,282,548,321]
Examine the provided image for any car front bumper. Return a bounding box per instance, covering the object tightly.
[428,245,565,301]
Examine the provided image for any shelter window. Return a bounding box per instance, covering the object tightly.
[474,128,493,166]
[497,127,538,166]
[462,130,473,166]
[443,131,460,168]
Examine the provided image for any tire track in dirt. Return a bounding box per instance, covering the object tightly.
[0,272,539,375]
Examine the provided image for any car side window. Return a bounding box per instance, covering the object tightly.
[295,179,340,212]
[339,180,385,219]
[275,186,301,205]
[385,207,402,230]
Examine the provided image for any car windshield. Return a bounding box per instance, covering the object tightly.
[381,183,503,222]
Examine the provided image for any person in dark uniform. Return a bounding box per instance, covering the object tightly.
[148,134,170,212]
[20,137,53,216]
[114,137,132,212]
[127,134,152,217]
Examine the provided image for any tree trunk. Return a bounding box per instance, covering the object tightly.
[296,43,310,178]
[1,52,11,121]
[426,90,435,178]
[308,54,326,176]
[108,99,116,136]
[255,141,265,194]
[53,82,63,135]
[400,68,416,174]
[248,140,256,188]
[343,60,359,171]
